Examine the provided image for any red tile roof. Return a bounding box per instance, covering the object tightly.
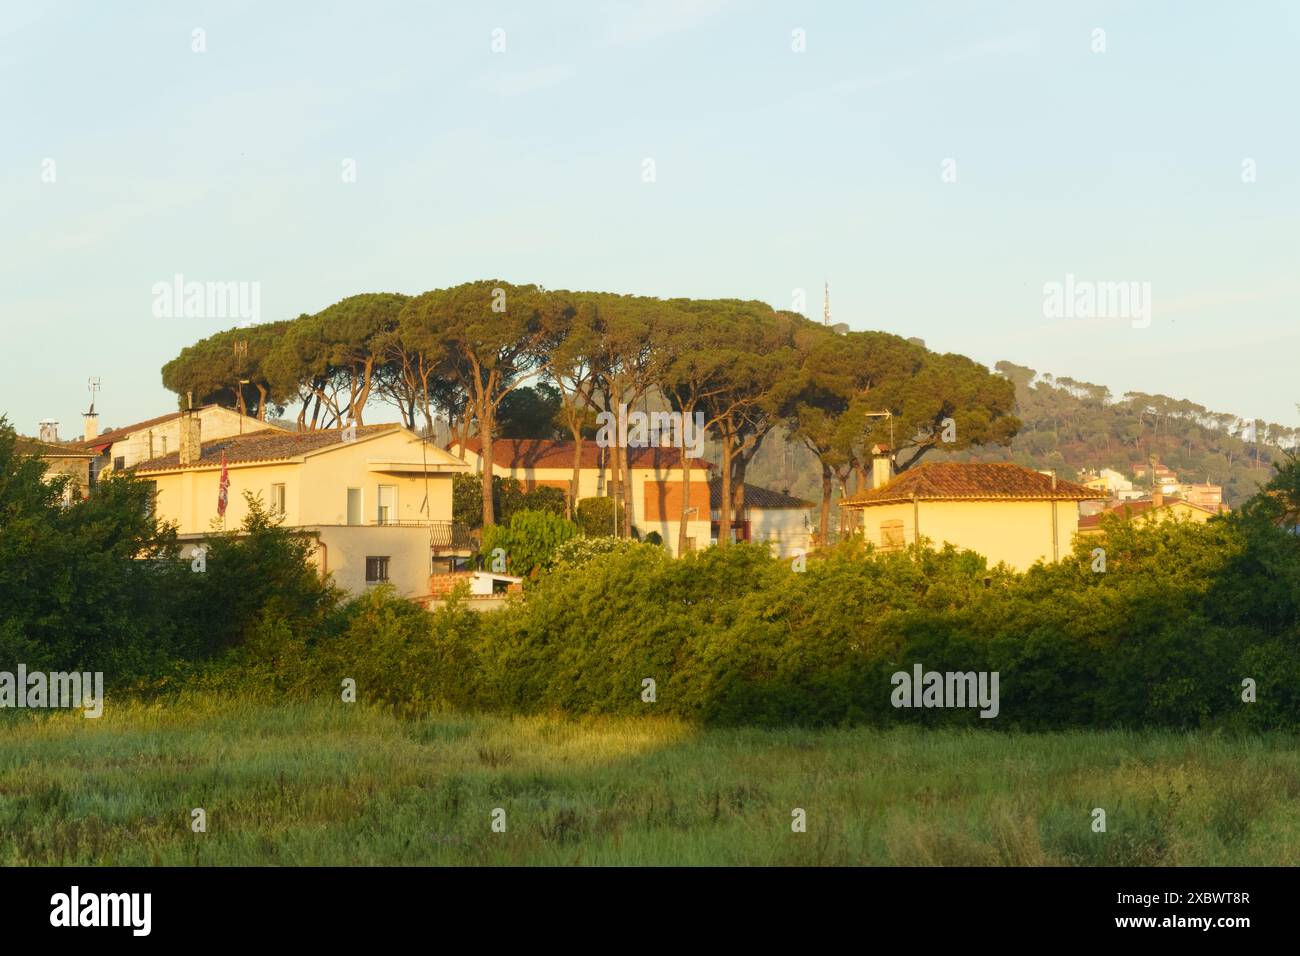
[457,438,710,472]
[841,462,1104,507]
[134,424,399,472]
[708,478,813,510]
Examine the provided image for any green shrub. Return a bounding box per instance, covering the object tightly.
[480,509,579,578]
[574,496,623,537]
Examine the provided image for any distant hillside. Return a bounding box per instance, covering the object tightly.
[747,360,1297,509]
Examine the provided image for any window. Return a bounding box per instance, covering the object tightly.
[270,483,286,516]
[113,456,125,471]
[881,519,905,549]
[346,488,362,526]
[377,484,396,524]
[365,556,390,584]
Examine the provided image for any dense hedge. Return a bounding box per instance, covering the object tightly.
[230,504,1300,730]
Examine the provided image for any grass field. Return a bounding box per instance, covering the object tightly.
[2,694,1299,865]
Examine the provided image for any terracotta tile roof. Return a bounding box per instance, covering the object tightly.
[14,437,94,459]
[841,462,1105,507]
[708,478,813,510]
[457,438,710,472]
[1077,496,1218,529]
[134,424,399,472]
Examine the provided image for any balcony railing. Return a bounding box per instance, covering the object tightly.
[367,519,476,551]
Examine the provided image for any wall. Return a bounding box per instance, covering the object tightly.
[854,499,1084,571]
[746,508,815,559]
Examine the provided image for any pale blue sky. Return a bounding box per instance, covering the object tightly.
[3,1,1298,436]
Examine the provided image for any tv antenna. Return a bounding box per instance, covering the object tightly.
[86,376,101,413]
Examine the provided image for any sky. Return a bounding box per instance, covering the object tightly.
[3,0,1298,437]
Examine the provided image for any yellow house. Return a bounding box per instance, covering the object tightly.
[840,461,1104,571]
[1076,492,1220,535]
[135,413,469,597]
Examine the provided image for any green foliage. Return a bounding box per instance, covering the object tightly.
[455,474,567,529]
[0,419,340,681]
[574,496,623,537]
[480,509,579,578]
[230,461,1300,731]
[497,383,563,439]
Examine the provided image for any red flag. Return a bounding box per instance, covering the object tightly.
[217,452,230,517]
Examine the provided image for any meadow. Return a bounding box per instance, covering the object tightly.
[2,694,1298,866]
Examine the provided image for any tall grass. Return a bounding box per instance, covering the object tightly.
[2,695,1298,865]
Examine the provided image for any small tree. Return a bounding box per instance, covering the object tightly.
[575,497,624,537]
[480,510,579,578]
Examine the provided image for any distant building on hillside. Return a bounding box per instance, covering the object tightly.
[1077,491,1221,535]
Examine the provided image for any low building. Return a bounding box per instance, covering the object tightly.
[1076,492,1220,535]
[840,460,1104,571]
[14,435,94,503]
[452,438,713,554]
[78,404,280,481]
[1173,482,1226,513]
[135,413,470,597]
[708,479,815,557]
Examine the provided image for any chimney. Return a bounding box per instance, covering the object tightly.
[178,411,202,466]
[1152,489,1164,509]
[871,444,894,489]
[38,419,59,443]
[83,407,98,443]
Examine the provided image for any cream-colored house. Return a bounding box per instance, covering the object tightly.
[452,438,713,554]
[840,459,1104,571]
[135,414,469,597]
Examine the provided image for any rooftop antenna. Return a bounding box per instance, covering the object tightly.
[823,281,830,326]
[86,376,101,414]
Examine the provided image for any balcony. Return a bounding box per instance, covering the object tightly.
[366,519,476,551]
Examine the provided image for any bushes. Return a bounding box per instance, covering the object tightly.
[574,497,623,537]
[480,509,578,578]
[171,511,1300,732]
[0,416,341,684]
[454,473,568,528]
[234,514,1300,731]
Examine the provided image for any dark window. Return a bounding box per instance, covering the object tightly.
[365,556,390,583]
[113,456,125,470]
